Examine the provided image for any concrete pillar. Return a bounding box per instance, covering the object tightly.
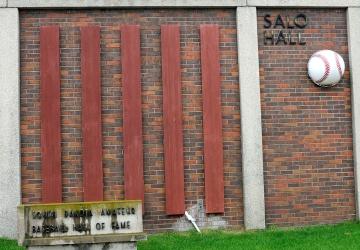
[347,7,360,220]
[0,8,20,239]
[236,7,266,229]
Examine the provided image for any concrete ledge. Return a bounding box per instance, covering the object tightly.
[8,0,246,8]
[29,242,137,250]
[24,233,146,247]
[247,0,360,7]
[347,7,360,220]
[0,8,20,239]
[237,6,266,230]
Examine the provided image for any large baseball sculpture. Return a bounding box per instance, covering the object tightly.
[307,50,345,87]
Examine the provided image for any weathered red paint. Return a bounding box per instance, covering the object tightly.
[40,26,62,203]
[200,25,224,213]
[81,26,104,201]
[121,25,145,203]
[161,25,185,215]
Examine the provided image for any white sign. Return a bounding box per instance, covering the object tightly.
[18,200,144,246]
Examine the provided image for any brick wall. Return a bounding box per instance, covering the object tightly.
[21,7,356,232]
[20,9,242,232]
[258,8,355,226]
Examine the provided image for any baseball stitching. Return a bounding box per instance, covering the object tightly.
[334,52,343,79]
[312,53,330,84]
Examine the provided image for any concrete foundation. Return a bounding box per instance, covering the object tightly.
[28,242,136,250]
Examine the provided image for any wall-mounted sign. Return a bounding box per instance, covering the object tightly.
[263,14,307,45]
[18,200,145,247]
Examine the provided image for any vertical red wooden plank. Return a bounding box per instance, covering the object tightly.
[40,26,62,203]
[81,26,103,201]
[200,24,224,213]
[161,25,185,215]
[121,25,144,203]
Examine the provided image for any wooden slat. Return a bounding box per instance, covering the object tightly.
[200,24,224,213]
[121,25,144,203]
[161,25,185,215]
[40,26,62,203]
[81,26,103,201]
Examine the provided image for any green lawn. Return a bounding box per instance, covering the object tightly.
[0,238,23,250]
[138,221,360,250]
[3,221,360,250]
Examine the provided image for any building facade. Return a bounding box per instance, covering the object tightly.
[0,0,360,239]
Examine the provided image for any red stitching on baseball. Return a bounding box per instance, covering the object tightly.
[312,54,330,84]
[334,52,343,79]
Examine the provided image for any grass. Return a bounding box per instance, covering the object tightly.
[138,221,360,250]
[3,221,360,249]
[0,238,23,250]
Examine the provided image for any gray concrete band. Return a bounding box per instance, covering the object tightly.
[0,8,20,239]
[247,0,360,7]
[5,0,360,8]
[237,6,266,230]
[7,0,246,8]
[347,7,360,220]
